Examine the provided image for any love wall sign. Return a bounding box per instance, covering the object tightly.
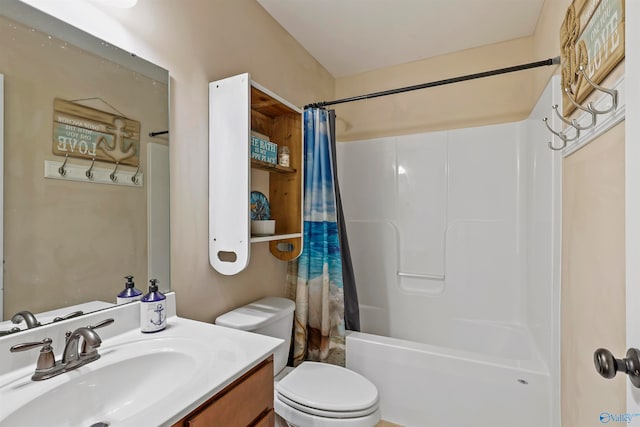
[560,0,624,116]
[52,98,140,166]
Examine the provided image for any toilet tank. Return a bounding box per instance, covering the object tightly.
[215,297,295,375]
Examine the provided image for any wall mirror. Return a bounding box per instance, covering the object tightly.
[0,0,170,335]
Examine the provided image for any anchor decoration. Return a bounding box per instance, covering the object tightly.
[52,98,140,167]
[150,303,166,327]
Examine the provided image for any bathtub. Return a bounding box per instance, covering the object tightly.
[345,323,550,427]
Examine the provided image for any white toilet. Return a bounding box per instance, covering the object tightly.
[215,297,381,427]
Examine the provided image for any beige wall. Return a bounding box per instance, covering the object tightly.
[0,14,168,317]
[334,0,571,141]
[561,123,626,427]
[47,0,334,322]
[17,1,580,325]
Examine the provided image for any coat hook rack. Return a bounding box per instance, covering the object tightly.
[543,72,620,151]
[44,159,143,187]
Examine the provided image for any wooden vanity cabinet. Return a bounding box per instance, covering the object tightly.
[172,357,274,427]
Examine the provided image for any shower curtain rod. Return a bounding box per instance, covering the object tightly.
[304,56,561,109]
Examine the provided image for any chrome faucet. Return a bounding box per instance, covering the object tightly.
[62,327,102,366]
[53,310,84,322]
[10,318,114,381]
[0,327,21,336]
[11,311,41,329]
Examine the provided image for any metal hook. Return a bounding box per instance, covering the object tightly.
[547,138,567,151]
[58,154,69,176]
[543,117,579,142]
[578,65,618,115]
[131,164,141,184]
[561,89,598,130]
[543,117,577,151]
[552,103,595,132]
[109,162,119,182]
[85,158,96,180]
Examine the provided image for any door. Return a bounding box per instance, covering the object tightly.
[561,123,626,427]
[626,0,640,414]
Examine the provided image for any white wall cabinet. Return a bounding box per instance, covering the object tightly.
[209,73,303,275]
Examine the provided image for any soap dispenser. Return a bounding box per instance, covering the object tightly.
[116,275,143,305]
[140,279,166,333]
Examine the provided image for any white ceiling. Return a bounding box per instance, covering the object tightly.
[257,0,546,78]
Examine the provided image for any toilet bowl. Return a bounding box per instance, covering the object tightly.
[215,297,381,427]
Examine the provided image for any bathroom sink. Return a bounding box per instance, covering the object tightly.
[0,336,205,427]
[0,296,282,427]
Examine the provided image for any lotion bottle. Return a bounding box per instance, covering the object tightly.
[116,275,143,304]
[140,279,166,333]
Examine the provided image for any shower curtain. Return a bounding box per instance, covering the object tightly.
[286,108,359,366]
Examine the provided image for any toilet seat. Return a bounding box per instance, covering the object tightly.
[275,361,379,419]
[276,392,378,418]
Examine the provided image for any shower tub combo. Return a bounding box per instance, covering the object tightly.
[337,86,558,427]
[346,324,549,427]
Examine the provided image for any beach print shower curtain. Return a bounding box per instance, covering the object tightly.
[287,108,348,366]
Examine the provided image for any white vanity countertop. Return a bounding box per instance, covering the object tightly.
[0,293,282,427]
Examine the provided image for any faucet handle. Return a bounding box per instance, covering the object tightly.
[10,338,56,372]
[53,310,84,322]
[79,318,114,354]
[10,337,52,352]
[88,318,115,330]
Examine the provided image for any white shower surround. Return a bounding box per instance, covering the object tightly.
[339,77,561,427]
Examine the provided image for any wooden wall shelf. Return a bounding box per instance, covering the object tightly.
[250,158,296,174]
[209,73,303,275]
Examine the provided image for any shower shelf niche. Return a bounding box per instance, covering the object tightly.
[209,73,303,275]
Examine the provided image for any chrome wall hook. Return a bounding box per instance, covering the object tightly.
[578,65,618,115]
[109,162,119,182]
[58,154,69,176]
[131,164,141,184]
[543,117,579,141]
[548,138,567,151]
[551,104,591,132]
[85,158,96,180]
[558,92,598,131]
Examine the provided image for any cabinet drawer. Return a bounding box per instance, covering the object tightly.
[178,357,273,427]
[252,409,274,427]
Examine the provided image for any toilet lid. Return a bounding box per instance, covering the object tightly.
[275,362,378,416]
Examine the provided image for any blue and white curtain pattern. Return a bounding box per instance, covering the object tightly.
[286,108,359,366]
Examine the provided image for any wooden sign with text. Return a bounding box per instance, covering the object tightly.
[560,0,624,116]
[52,99,140,166]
